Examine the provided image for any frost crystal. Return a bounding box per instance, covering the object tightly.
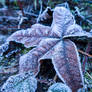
[1,72,37,92]
[48,83,72,92]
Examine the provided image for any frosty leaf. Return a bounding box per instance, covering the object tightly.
[1,72,37,92]
[5,6,92,91]
[19,39,84,91]
[47,83,72,92]
[19,38,59,75]
[7,24,60,48]
[51,7,92,39]
[51,7,75,36]
[63,24,92,39]
[52,40,84,91]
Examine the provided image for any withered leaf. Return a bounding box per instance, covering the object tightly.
[7,24,59,48]
[19,38,59,75]
[6,6,92,91]
[52,39,84,91]
[63,24,92,39]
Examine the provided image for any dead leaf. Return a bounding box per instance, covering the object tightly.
[5,6,92,91]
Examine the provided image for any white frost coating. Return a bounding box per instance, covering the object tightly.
[38,38,60,60]
[0,42,9,56]
[52,59,66,84]
[22,29,28,36]
[66,24,83,34]
[89,29,92,38]
[63,31,92,39]
[63,24,92,39]
[37,7,52,22]
[51,40,84,91]
[48,83,72,92]
[7,29,24,42]
[51,25,62,37]
[71,41,84,89]
[90,29,92,32]
[51,7,75,37]
[53,7,75,23]
[1,73,37,92]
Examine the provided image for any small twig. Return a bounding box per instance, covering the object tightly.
[83,41,91,73]
[78,41,92,73]
[53,74,58,81]
[17,0,24,16]
[36,78,49,84]
[37,0,43,23]
[86,72,92,80]
[17,11,28,29]
[86,15,92,19]
[78,49,92,57]
[36,78,55,85]
[85,78,89,85]
[0,16,18,20]
[75,7,92,25]
[36,7,52,23]
[23,12,38,17]
[75,0,92,4]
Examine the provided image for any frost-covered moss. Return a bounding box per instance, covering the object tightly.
[48,83,72,92]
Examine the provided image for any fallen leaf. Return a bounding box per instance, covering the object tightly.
[5,6,92,91]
